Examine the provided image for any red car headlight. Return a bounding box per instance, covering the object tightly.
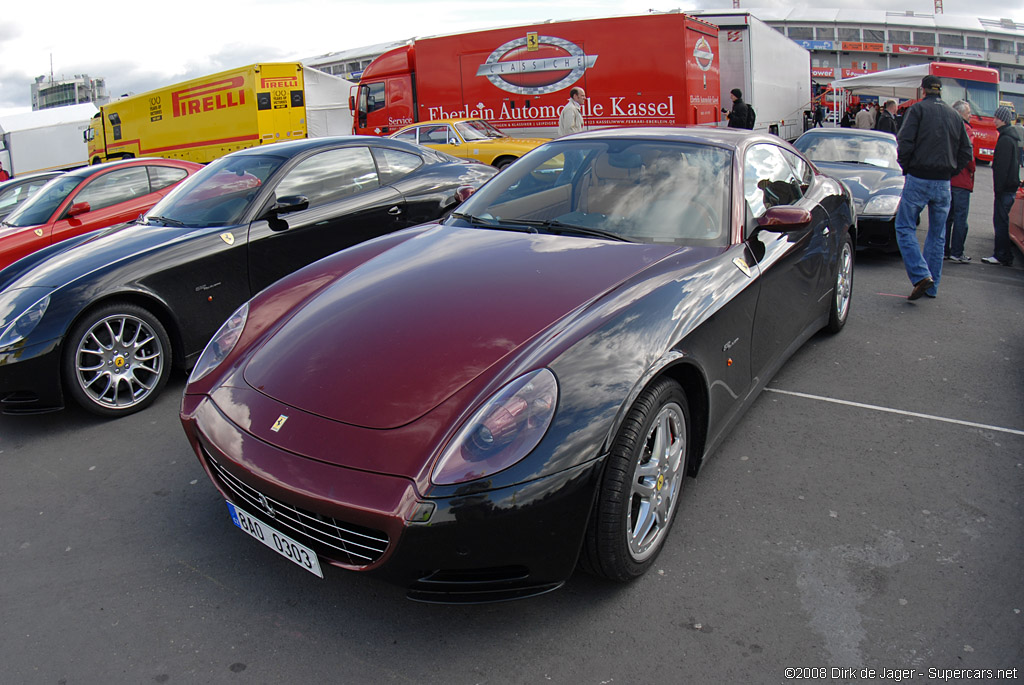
[189,302,248,383]
[432,368,558,486]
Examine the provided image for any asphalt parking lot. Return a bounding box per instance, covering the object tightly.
[1,164,1021,684]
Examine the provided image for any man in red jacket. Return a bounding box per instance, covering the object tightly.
[945,100,975,263]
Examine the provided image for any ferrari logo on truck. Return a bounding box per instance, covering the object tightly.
[476,35,598,95]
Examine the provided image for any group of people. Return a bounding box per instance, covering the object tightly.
[894,74,1021,301]
[831,101,899,134]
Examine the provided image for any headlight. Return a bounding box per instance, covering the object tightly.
[432,368,558,486]
[864,195,900,216]
[0,293,50,348]
[189,302,248,383]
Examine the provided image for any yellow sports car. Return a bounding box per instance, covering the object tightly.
[390,118,549,169]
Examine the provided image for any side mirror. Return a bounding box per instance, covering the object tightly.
[66,202,91,218]
[268,195,309,216]
[454,186,476,204]
[348,95,355,111]
[448,138,459,146]
[756,206,812,230]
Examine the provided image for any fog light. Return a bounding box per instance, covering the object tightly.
[407,501,436,523]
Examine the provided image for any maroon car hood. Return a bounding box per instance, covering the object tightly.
[242,226,675,429]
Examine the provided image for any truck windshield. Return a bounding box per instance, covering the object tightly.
[944,79,999,118]
[455,119,507,141]
[144,154,286,228]
[3,176,84,227]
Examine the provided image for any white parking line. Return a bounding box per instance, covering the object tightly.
[765,388,1024,437]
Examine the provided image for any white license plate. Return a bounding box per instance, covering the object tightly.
[226,501,323,578]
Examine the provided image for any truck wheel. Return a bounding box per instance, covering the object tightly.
[91,157,103,165]
[63,303,172,418]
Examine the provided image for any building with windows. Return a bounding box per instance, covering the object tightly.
[31,74,109,111]
[689,8,1024,113]
[304,40,409,81]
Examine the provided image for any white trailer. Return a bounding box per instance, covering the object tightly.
[695,11,812,141]
[0,103,97,177]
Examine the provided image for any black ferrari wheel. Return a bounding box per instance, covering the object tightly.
[581,378,691,581]
[826,234,854,333]
[63,303,172,417]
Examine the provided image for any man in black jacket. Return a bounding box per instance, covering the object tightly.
[875,100,898,135]
[724,89,751,129]
[894,75,973,300]
[981,106,1021,266]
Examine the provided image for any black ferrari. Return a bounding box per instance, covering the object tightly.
[0,136,496,416]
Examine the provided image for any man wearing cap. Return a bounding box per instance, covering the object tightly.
[724,89,751,129]
[894,74,973,300]
[981,105,1021,266]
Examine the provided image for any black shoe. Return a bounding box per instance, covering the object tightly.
[908,277,933,301]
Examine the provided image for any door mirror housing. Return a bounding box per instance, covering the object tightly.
[756,206,812,230]
[66,202,91,218]
[268,195,309,216]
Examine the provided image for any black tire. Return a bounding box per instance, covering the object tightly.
[493,156,516,170]
[826,234,854,334]
[62,303,172,418]
[581,378,691,581]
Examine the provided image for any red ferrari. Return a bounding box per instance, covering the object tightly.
[0,158,201,271]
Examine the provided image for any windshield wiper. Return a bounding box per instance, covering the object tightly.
[144,215,188,227]
[521,218,631,242]
[451,212,539,233]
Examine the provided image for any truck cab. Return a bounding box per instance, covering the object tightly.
[84,115,105,165]
[352,46,416,136]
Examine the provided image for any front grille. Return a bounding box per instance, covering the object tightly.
[203,448,389,566]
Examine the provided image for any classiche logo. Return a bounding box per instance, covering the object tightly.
[476,35,598,95]
[172,76,246,117]
[693,36,714,72]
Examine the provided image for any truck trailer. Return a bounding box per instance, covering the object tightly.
[694,11,812,141]
[86,63,354,165]
[351,13,722,138]
[0,103,97,176]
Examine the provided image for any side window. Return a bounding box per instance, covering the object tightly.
[148,165,189,191]
[365,83,386,113]
[371,147,424,184]
[780,149,813,188]
[71,167,151,213]
[743,144,804,220]
[391,128,418,144]
[421,124,453,145]
[274,147,380,209]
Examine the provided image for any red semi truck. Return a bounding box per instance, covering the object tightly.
[351,13,721,137]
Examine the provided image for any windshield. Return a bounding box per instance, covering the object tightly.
[794,132,898,170]
[944,79,999,119]
[454,119,507,141]
[451,139,733,247]
[143,154,286,227]
[3,175,84,227]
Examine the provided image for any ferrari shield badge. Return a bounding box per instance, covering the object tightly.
[34,228,44,237]
[733,257,752,278]
[271,415,288,432]
[220,232,235,246]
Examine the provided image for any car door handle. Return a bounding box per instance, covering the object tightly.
[388,206,402,216]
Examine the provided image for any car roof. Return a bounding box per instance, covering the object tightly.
[796,128,897,142]
[562,126,787,152]
[235,135,435,159]
[0,170,63,188]
[65,157,200,179]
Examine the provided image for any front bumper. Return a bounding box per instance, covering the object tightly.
[0,336,64,413]
[856,216,897,252]
[181,393,603,603]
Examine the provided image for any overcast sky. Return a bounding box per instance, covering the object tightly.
[2,0,1022,116]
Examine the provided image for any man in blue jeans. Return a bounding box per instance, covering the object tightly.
[894,75,973,300]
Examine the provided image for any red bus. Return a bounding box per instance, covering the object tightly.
[836,62,1001,163]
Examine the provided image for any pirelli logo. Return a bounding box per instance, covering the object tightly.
[260,76,299,88]
[171,76,246,117]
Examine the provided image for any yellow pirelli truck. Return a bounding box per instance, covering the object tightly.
[86,63,353,164]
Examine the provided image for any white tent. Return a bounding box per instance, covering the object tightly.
[301,67,354,137]
[831,64,930,100]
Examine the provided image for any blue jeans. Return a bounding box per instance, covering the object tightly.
[895,174,950,294]
[944,186,971,258]
[993,191,1015,265]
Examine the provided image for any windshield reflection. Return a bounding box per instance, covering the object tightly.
[3,176,83,227]
[143,154,285,228]
[451,140,732,247]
